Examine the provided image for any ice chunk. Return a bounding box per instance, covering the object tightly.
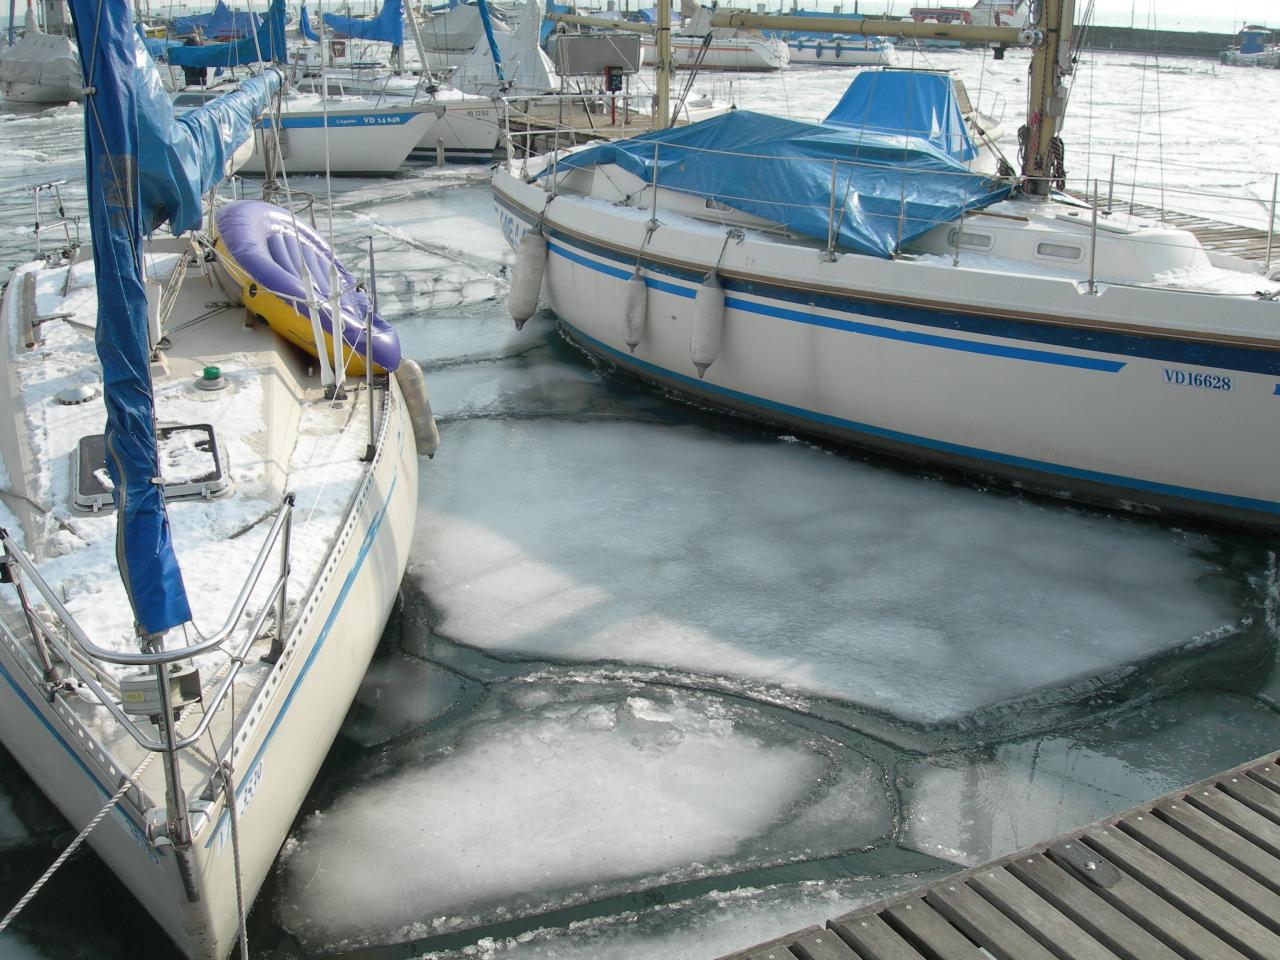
[276,682,890,948]
[900,689,1280,866]
[413,419,1246,723]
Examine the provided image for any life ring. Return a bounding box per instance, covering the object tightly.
[214,200,402,377]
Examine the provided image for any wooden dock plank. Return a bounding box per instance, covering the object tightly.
[829,913,928,960]
[1219,773,1280,825]
[1155,799,1280,894]
[1185,786,1280,858]
[791,927,861,960]
[721,926,824,960]
[926,881,1059,960]
[1120,812,1280,930]
[1246,762,1280,795]
[1007,852,1182,960]
[1083,825,1280,957]
[883,899,985,959]
[968,866,1122,960]
[1044,842,1247,960]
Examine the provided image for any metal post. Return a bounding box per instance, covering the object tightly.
[649,141,660,228]
[265,494,294,664]
[825,160,838,261]
[364,236,378,463]
[1,538,59,683]
[1266,171,1278,277]
[148,636,190,850]
[1107,155,1115,214]
[1089,179,1099,295]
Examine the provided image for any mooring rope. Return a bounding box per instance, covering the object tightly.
[0,751,156,934]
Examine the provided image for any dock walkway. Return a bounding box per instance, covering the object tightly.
[720,750,1280,960]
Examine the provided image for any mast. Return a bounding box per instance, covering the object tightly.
[655,0,670,127]
[1021,0,1075,197]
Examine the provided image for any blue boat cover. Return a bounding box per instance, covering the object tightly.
[67,0,193,632]
[763,8,863,39]
[167,0,287,68]
[173,0,261,39]
[824,70,975,163]
[554,110,1009,259]
[299,3,319,41]
[142,35,183,59]
[138,47,282,232]
[636,7,680,23]
[323,0,404,45]
[541,1,572,43]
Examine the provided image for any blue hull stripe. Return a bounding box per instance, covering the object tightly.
[0,655,141,829]
[257,112,420,130]
[205,472,398,847]
[548,240,1124,372]
[564,321,1280,518]
[492,194,1280,376]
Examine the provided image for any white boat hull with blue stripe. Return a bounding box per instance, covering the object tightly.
[493,160,1280,530]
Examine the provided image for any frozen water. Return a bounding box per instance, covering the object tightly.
[417,876,930,960]
[342,651,471,746]
[414,417,1244,723]
[900,689,1280,865]
[276,680,891,948]
[0,934,45,960]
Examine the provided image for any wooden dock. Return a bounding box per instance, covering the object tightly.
[720,750,1280,960]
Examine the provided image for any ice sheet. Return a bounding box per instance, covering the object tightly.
[276,680,890,948]
[342,651,470,746]
[414,418,1243,723]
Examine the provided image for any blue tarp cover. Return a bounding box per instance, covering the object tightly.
[173,0,261,39]
[167,0,286,68]
[142,35,183,59]
[299,3,320,41]
[554,110,1008,259]
[322,0,404,44]
[68,0,193,632]
[763,8,863,39]
[824,69,975,163]
[137,39,282,232]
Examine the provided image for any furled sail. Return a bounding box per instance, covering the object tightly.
[323,0,405,45]
[66,0,281,634]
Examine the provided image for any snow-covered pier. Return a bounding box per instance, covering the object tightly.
[721,750,1280,960]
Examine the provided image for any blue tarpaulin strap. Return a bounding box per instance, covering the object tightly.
[299,3,320,41]
[66,0,192,633]
[475,0,504,83]
[322,0,404,45]
[552,110,1009,259]
[167,0,287,69]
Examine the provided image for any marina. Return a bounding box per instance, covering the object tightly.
[0,1,1279,958]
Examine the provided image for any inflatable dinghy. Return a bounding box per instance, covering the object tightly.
[214,200,402,377]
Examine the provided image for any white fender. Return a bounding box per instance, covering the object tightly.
[509,232,547,330]
[623,271,647,352]
[690,272,724,378]
[394,358,440,459]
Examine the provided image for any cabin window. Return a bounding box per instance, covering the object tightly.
[947,228,993,251]
[705,198,735,213]
[1036,241,1083,261]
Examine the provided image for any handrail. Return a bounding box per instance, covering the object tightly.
[0,493,295,668]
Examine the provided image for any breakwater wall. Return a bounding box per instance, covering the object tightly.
[1078,25,1261,59]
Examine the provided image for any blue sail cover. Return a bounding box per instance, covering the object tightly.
[299,3,319,41]
[322,0,404,44]
[475,0,504,82]
[136,37,282,231]
[761,7,862,38]
[554,110,1009,259]
[167,0,286,69]
[824,70,976,163]
[173,1,261,39]
[67,0,192,632]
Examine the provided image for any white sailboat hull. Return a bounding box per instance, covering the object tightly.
[642,35,790,71]
[409,98,501,164]
[0,77,82,102]
[493,168,1280,530]
[0,366,419,958]
[241,105,438,175]
[784,38,899,66]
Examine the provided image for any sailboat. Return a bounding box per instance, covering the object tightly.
[0,2,433,957]
[493,0,1280,531]
[0,0,81,103]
